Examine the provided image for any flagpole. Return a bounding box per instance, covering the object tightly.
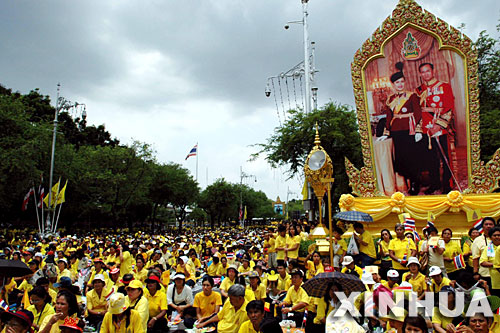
[40,192,45,235]
[53,202,63,233]
[32,186,41,234]
[196,142,199,182]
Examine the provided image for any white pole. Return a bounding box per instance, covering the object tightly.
[302,0,311,114]
[196,142,199,182]
[32,186,41,234]
[46,84,61,234]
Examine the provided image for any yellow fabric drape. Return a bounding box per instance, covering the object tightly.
[340,193,500,221]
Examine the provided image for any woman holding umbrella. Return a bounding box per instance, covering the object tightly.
[313,282,342,331]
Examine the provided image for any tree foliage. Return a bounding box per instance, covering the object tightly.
[476,24,500,161]
[252,102,362,204]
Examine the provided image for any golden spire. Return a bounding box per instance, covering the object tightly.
[314,122,321,146]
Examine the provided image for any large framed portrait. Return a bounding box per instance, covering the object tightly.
[366,27,468,196]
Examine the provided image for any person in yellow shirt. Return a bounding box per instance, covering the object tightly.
[144,275,167,332]
[353,222,377,268]
[86,258,110,294]
[39,290,79,333]
[85,274,108,329]
[176,256,196,287]
[431,286,458,333]
[238,257,253,276]
[27,286,55,331]
[280,269,309,328]
[247,271,266,301]
[206,256,221,277]
[194,276,223,330]
[428,266,451,292]
[198,284,249,333]
[305,251,324,279]
[203,236,213,250]
[238,300,266,333]
[389,223,417,273]
[217,257,229,277]
[285,225,301,261]
[133,256,148,284]
[382,270,400,291]
[442,228,464,281]
[100,293,144,333]
[220,265,238,299]
[274,225,288,264]
[276,263,291,293]
[463,227,480,270]
[57,259,72,282]
[402,257,426,298]
[313,282,342,330]
[126,280,149,332]
[341,256,363,278]
[263,232,277,269]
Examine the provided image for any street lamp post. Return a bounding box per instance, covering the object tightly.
[45,83,86,236]
[239,166,256,227]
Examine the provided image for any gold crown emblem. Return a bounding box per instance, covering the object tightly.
[401,32,421,59]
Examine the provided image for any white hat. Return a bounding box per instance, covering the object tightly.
[406,257,421,267]
[341,256,354,266]
[429,266,442,277]
[34,252,43,258]
[361,273,375,285]
[387,269,399,279]
[173,273,186,280]
[179,256,189,264]
[92,274,106,284]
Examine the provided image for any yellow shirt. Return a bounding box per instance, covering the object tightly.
[264,238,275,253]
[144,289,168,318]
[128,296,149,332]
[314,298,338,324]
[380,240,391,261]
[86,289,108,312]
[275,235,288,260]
[432,307,453,330]
[483,244,500,289]
[443,241,463,273]
[431,277,451,293]
[27,303,55,329]
[133,268,148,284]
[306,261,324,280]
[217,264,228,277]
[472,235,490,277]
[238,319,258,333]
[358,230,376,259]
[161,270,170,287]
[238,265,252,274]
[341,265,363,279]
[389,238,416,270]
[217,300,249,333]
[193,291,223,318]
[88,269,111,287]
[286,235,301,259]
[39,314,74,333]
[100,309,144,333]
[402,272,427,296]
[120,251,134,276]
[277,273,291,292]
[220,277,235,293]
[207,262,220,276]
[463,239,473,267]
[246,284,267,301]
[283,285,310,312]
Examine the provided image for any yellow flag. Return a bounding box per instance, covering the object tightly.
[43,179,61,207]
[398,213,411,224]
[56,180,68,205]
[427,211,436,222]
[243,206,247,220]
[302,180,308,200]
[466,208,482,222]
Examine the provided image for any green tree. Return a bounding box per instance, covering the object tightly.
[252,102,362,204]
[198,179,238,229]
[476,24,500,161]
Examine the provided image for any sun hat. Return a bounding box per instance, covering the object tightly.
[1,310,34,333]
[406,257,421,267]
[92,274,106,284]
[248,271,260,279]
[290,269,304,278]
[429,266,442,277]
[227,264,238,273]
[267,271,279,282]
[341,256,354,266]
[387,270,399,279]
[125,280,143,290]
[59,317,84,332]
[109,267,120,275]
[108,293,130,315]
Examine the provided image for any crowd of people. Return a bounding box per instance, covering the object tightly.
[0,216,499,333]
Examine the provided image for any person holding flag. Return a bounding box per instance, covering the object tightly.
[442,228,464,281]
[389,223,417,276]
[472,217,496,286]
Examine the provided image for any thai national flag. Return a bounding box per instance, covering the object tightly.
[404,218,416,232]
[473,218,484,234]
[0,299,8,311]
[413,230,421,242]
[185,144,198,160]
[38,185,44,209]
[453,254,466,270]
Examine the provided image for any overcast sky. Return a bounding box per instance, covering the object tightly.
[1,0,499,203]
